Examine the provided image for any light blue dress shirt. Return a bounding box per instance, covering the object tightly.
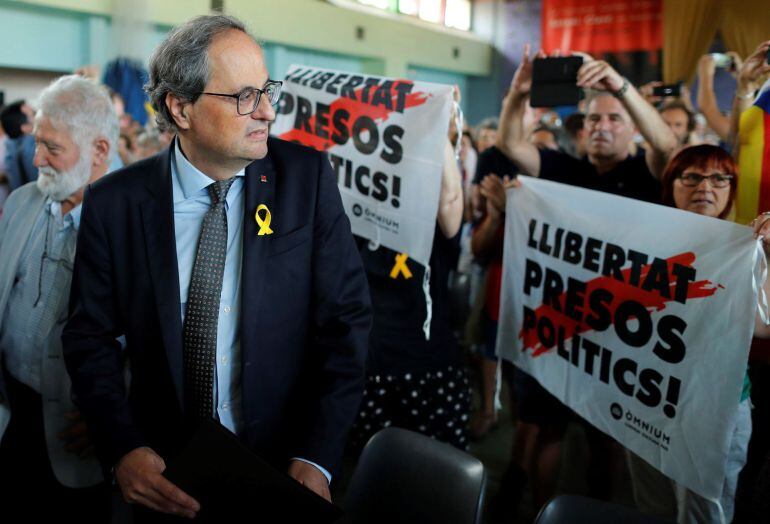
[171,144,245,435]
[108,153,124,174]
[0,200,80,391]
[171,143,330,483]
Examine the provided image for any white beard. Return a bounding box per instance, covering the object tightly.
[36,150,92,201]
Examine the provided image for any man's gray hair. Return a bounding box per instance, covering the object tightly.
[36,74,119,153]
[584,89,619,110]
[476,117,499,131]
[146,14,258,132]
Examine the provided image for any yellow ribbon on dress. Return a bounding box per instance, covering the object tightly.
[389,253,413,279]
[255,204,273,236]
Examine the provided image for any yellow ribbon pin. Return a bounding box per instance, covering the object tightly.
[389,253,413,279]
[255,204,273,236]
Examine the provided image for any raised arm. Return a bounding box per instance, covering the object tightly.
[471,174,513,259]
[732,41,770,154]
[696,55,731,142]
[496,45,542,177]
[577,57,678,179]
[437,139,464,238]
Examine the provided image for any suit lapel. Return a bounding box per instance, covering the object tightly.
[140,146,184,409]
[240,153,276,407]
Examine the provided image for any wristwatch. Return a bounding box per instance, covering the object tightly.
[612,77,630,99]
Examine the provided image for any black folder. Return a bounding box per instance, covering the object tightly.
[163,420,344,523]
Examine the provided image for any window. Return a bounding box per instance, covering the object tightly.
[398,0,419,16]
[351,0,472,31]
[417,0,443,24]
[444,0,471,31]
[358,0,394,9]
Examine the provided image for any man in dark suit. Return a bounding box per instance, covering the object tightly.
[62,14,371,519]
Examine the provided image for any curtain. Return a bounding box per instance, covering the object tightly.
[663,0,724,83]
[720,1,770,60]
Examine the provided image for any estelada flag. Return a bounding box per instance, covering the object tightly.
[736,80,770,224]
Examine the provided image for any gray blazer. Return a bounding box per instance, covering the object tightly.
[0,182,102,488]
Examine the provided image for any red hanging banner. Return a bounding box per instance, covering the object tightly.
[541,0,662,54]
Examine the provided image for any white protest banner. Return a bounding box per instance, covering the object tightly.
[270,65,453,266]
[496,177,763,500]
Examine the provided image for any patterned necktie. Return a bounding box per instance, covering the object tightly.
[183,177,235,421]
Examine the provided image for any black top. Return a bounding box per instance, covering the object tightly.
[538,148,662,203]
[357,228,461,375]
[473,146,521,185]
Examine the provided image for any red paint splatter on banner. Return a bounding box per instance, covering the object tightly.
[278,80,430,151]
[519,252,724,357]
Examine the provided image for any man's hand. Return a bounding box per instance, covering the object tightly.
[639,81,664,105]
[726,52,743,79]
[479,174,512,219]
[577,58,625,93]
[510,44,545,99]
[115,447,200,519]
[752,213,770,255]
[58,410,93,457]
[737,41,770,95]
[288,460,331,502]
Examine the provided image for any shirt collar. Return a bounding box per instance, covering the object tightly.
[173,139,245,200]
[47,199,82,230]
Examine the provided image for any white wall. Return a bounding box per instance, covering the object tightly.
[0,67,61,106]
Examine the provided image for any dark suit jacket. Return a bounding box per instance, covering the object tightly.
[62,138,371,478]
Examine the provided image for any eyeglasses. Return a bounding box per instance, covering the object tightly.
[34,213,74,323]
[677,172,734,188]
[199,80,283,115]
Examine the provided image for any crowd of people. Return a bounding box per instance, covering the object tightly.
[0,11,770,524]
[0,81,169,207]
[452,40,770,524]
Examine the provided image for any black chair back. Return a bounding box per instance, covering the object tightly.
[343,427,486,524]
[535,494,672,524]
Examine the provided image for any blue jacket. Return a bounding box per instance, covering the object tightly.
[62,138,371,476]
[4,134,37,191]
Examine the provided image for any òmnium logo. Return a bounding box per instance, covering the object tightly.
[610,403,672,451]
[351,204,400,234]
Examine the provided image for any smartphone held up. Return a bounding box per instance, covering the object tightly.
[710,53,736,71]
[530,56,584,108]
[652,82,682,98]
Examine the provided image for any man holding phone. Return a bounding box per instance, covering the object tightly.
[482,45,679,518]
[497,46,678,199]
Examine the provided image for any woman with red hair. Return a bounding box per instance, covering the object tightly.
[628,144,770,524]
[660,144,739,219]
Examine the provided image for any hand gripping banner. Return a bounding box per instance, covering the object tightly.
[271,65,454,267]
[496,177,764,500]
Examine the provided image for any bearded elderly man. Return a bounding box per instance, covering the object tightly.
[0,75,118,521]
[63,14,370,521]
